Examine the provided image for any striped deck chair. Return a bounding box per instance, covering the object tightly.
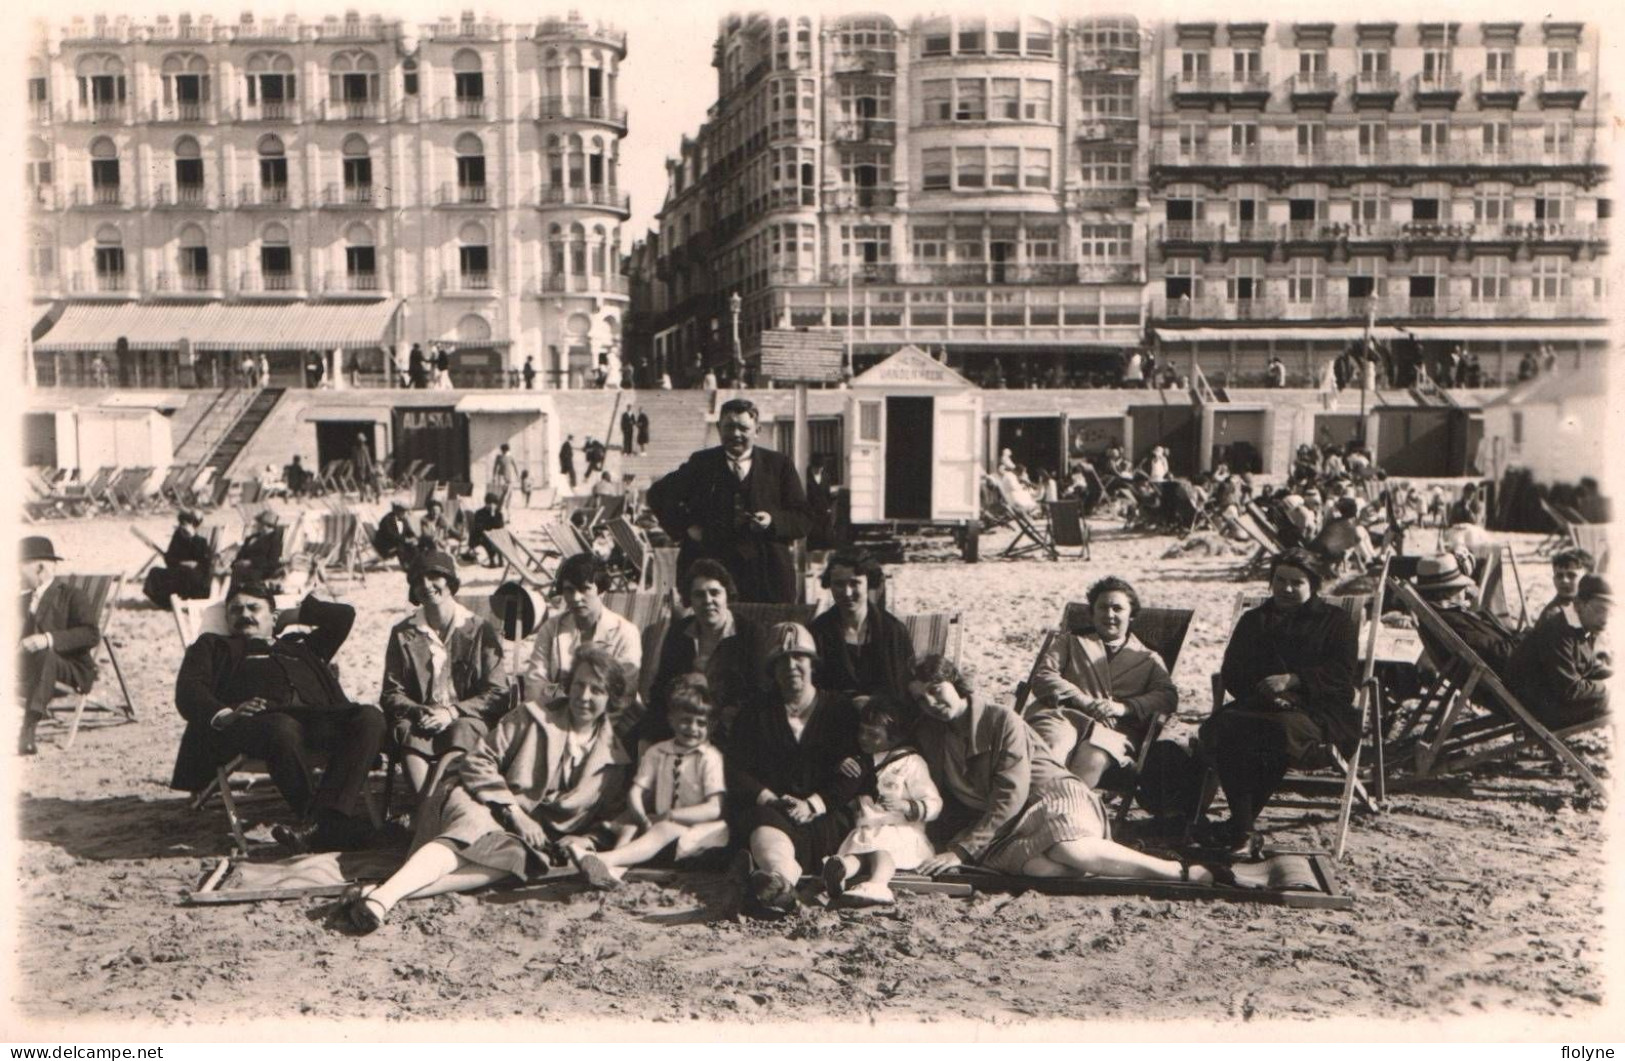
[605,516,655,590]
[899,610,963,666]
[599,590,673,707]
[535,518,592,565]
[731,602,821,629]
[1384,580,1607,800]
[43,573,137,748]
[1011,604,1194,829]
[1197,585,1385,860]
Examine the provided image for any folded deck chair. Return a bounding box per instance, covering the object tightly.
[1044,500,1091,560]
[1197,586,1384,860]
[1384,579,1607,799]
[42,573,138,748]
[1011,604,1194,829]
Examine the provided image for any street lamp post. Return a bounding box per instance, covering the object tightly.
[729,291,744,385]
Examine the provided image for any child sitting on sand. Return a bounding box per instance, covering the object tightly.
[822,696,942,908]
[576,675,728,890]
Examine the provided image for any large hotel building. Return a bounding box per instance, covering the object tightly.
[26,10,629,390]
[643,14,1608,388]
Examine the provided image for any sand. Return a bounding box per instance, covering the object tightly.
[7,504,1612,1029]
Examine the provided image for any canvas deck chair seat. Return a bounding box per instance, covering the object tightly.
[484,527,553,591]
[1383,579,1607,799]
[979,477,1016,533]
[1229,504,1287,578]
[1196,586,1386,860]
[1536,498,1575,556]
[535,518,592,565]
[40,573,137,749]
[900,611,963,666]
[1044,500,1091,560]
[982,475,1057,560]
[1570,523,1612,573]
[1011,604,1194,829]
[605,516,656,591]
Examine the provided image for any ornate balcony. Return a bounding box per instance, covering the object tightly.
[236,100,298,122]
[152,101,210,123]
[533,95,628,130]
[1351,71,1402,103]
[535,184,632,216]
[1411,71,1465,107]
[830,187,898,210]
[1474,71,1526,106]
[1288,72,1340,105]
[1537,72,1589,105]
[320,99,381,122]
[322,182,380,207]
[832,50,896,75]
[240,183,294,208]
[324,271,385,297]
[1078,117,1138,143]
[237,271,305,298]
[832,119,895,144]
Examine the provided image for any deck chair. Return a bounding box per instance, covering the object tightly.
[535,518,592,565]
[1197,588,1384,860]
[979,477,1016,533]
[899,611,963,666]
[1536,498,1576,556]
[1230,502,1288,579]
[1465,543,1527,630]
[1044,500,1091,560]
[411,479,439,510]
[41,573,137,749]
[982,475,1057,560]
[1010,604,1195,829]
[1570,523,1613,573]
[485,527,553,590]
[1383,580,1607,799]
[605,516,655,590]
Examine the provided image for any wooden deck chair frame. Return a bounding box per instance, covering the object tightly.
[1196,586,1385,860]
[535,518,591,565]
[484,527,553,590]
[1010,604,1194,830]
[730,602,821,630]
[1383,580,1607,799]
[1044,500,1091,560]
[983,475,1057,560]
[979,477,1017,533]
[44,573,138,748]
[605,516,655,591]
[1536,498,1575,556]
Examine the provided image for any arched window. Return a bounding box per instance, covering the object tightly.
[26,137,52,202]
[177,223,209,288]
[160,53,210,118]
[75,53,126,116]
[260,222,293,289]
[342,133,373,201]
[547,223,566,283]
[591,224,607,277]
[545,134,564,193]
[94,224,125,289]
[456,314,491,342]
[570,222,587,280]
[329,50,379,112]
[452,49,485,117]
[567,134,585,192]
[566,48,584,100]
[29,226,55,280]
[542,47,562,101]
[88,136,120,203]
[255,134,288,200]
[455,132,486,202]
[173,135,204,202]
[246,52,295,117]
[458,221,490,288]
[344,222,377,290]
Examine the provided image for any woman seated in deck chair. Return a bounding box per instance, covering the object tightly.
[808,550,916,705]
[637,559,766,748]
[348,643,634,932]
[143,508,215,608]
[522,554,641,722]
[1024,577,1177,792]
[1195,549,1359,856]
[910,655,1230,886]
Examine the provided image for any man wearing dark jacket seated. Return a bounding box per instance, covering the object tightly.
[1411,554,1518,681]
[1508,574,1612,731]
[171,583,384,852]
[233,509,286,583]
[374,500,416,568]
[17,536,101,755]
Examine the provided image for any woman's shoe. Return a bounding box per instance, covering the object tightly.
[842,881,895,908]
[347,887,389,933]
[748,870,798,918]
[820,857,848,903]
[578,853,620,891]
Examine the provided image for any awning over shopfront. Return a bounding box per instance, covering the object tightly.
[1152,327,1410,343]
[454,394,554,415]
[302,405,394,424]
[34,302,403,353]
[1396,324,1610,343]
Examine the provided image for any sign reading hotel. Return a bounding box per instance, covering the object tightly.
[852,345,977,390]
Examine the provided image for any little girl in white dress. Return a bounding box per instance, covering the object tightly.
[823,697,942,907]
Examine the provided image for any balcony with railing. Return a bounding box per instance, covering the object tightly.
[69,271,134,298]
[318,182,379,208]
[1077,117,1138,143]
[152,100,210,123]
[323,271,384,297]
[439,97,490,120]
[1351,71,1403,99]
[1411,70,1465,104]
[1075,186,1138,208]
[833,50,897,75]
[532,95,628,129]
[1538,72,1589,102]
[425,18,500,39]
[73,184,126,208]
[238,270,304,297]
[1077,47,1141,74]
[1288,72,1340,102]
[1154,296,1281,321]
[533,18,626,51]
[1167,72,1271,100]
[1158,221,1221,243]
[535,184,631,215]
[321,98,381,121]
[438,182,490,206]
[154,183,211,208]
[442,270,494,295]
[31,99,52,124]
[1153,137,1602,170]
[237,100,298,122]
[62,100,129,124]
[240,182,293,208]
[830,187,898,210]
[152,270,220,297]
[832,118,895,144]
[531,273,630,296]
[1474,70,1527,104]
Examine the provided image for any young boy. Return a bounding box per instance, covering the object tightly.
[1541,547,1596,625]
[576,676,728,889]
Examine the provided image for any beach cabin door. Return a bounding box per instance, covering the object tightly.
[847,396,885,523]
[931,393,981,522]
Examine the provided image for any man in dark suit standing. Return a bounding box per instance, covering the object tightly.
[17,536,101,755]
[647,397,810,604]
[171,583,384,852]
[559,434,577,490]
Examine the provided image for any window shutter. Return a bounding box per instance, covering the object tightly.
[286,75,296,100]
[78,77,88,104]
[201,75,211,102]
[329,73,342,102]
[163,76,173,105]
[116,76,126,102]
[246,75,256,104]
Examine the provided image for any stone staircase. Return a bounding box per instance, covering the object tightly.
[210,387,286,475]
[611,391,718,484]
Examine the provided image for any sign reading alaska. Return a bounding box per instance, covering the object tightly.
[852,345,977,390]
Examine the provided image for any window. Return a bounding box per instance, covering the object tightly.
[174,137,204,200]
[246,52,296,114]
[1081,223,1133,259]
[1359,49,1390,74]
[1027,19,1054,56]
[1420,120,1449,157]
[958,20,985,54]
[921,148,951,190]
[1164,257,1203,300]
[1023,149,1051,189]
[342,135,371,198]
[328,51,380,108]
[1082,79,1134,117]
[991,79,1020,120]
[1547,47,1577,78]
[992,18,1020,54]
[912,225,947,261]
[456,133,487,201]
[1409,255,1446,299]
[178,224,209,284]
[1348,256,1385,299]
[839,224,891,264]
[1297,121,1325,157]
[955,79,985,121]
[1287,257,1322,302]
[1233,49,1261,80]
[76,55,127,116]
[459,222,490,288]
[1534,182,1574,223]
[1471,256,1509,301]
[258,135,288,197]
[1410,183,1448,222]
[1165,184,1206,222]
[1544,119,1574,157]
[1023,80,1053,121]
[1227,257,1263,300]
[1350,184,1389,223]
[1481,120,1510,158]
[1485,48,1514,81]
[453,53,484,100]
[1421,48,1452,82]
[1531,255,1571,301]
[1358,120,1387,157]
[345,223,376,284]
[921,79,951,121]
[1181,50,1211,80]
[1299,50,1327,75]
[1080,148,1134,186]
[29,77,48,103]
[1229,184,1265,226]
[30,231,54,279]
[89,137,119,202]
[990,147,1019,188]
[1473,183,1512,224]
[160,54,210,118]
[839,80,893,120]
[955,147,985,188]
[260,224,292,285]
[94,227,124,283]
[402,58,418,96]
[1179,122,1210,158]
[1230,121,1259,159]
[921,20,951,57]
[1025,224,1059,261]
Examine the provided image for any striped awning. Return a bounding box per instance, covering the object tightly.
[1153,327,1410,343]
[34,302,402,353]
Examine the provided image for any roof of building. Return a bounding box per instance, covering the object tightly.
[1481,360,1611,409]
